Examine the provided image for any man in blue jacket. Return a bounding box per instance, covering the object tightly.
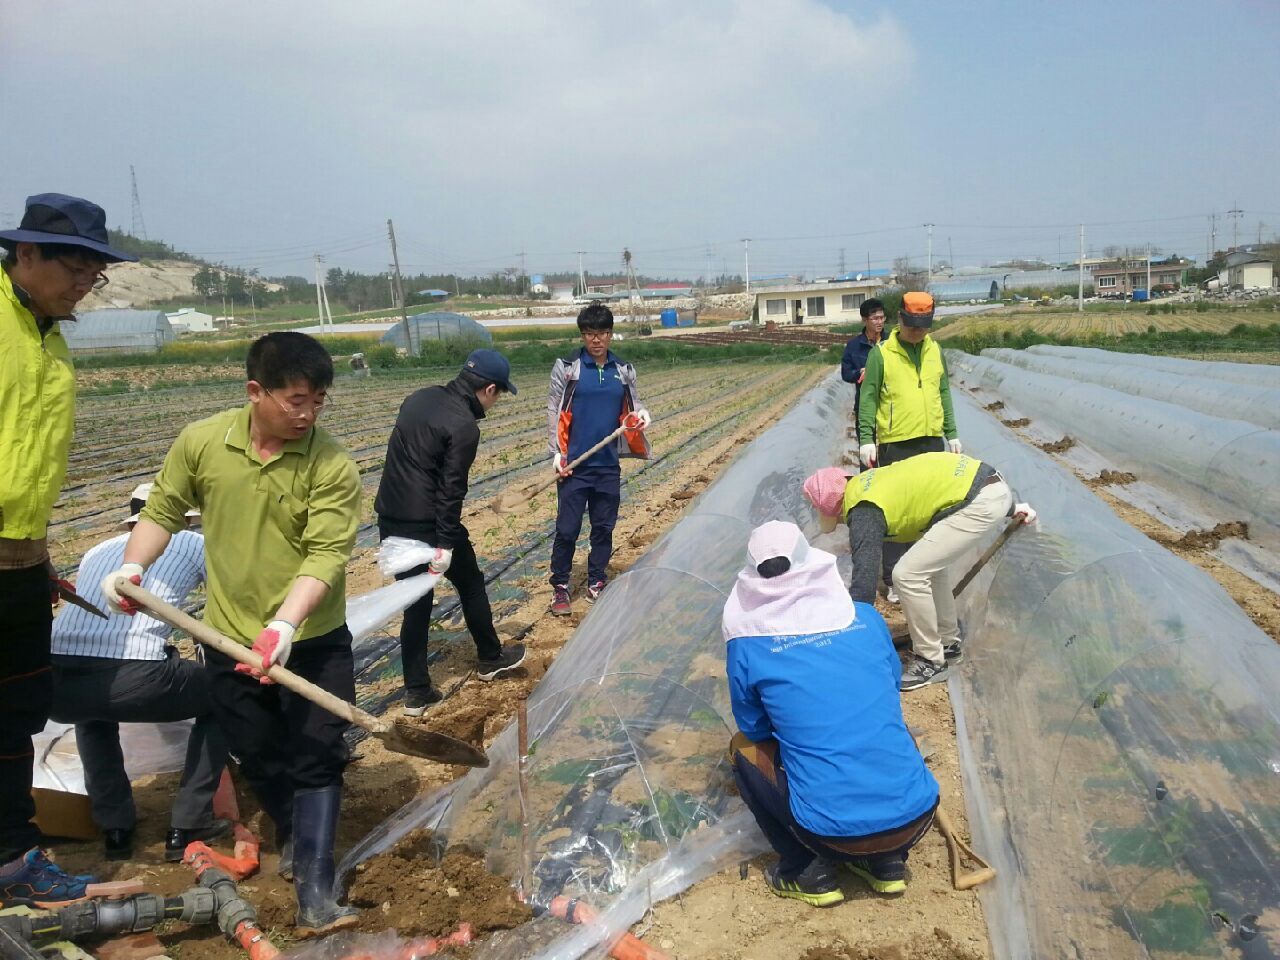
[546,303,650,616]
[724,521,939,906]
[839,297,886,444]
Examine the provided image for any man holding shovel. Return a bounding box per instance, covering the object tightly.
[100,332,363,936]
[375,349,526,717]
[804,453,1036,691]
[546,303,650,616]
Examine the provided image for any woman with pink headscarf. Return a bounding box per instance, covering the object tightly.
[723,521,939,908]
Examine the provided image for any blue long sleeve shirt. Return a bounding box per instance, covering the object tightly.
[726,603,939,837]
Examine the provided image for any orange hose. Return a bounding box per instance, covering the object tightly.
[395,922,474,960]
[184,836,260,881]
[545,896,671,960]
[233,920,280,960]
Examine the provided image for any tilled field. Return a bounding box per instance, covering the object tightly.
[48,359,851,960]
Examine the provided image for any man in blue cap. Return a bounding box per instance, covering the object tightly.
[0,194,136,904]
[375,349,526,715]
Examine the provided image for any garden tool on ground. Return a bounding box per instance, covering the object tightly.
[115,582,488,767]
[935,807,996,891]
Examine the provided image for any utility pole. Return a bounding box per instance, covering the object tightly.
[924,223,935,284]
[129,165,147,240]
[454,274,461,298]
[576,251,587,298]
[1227,204,1243,249]
[387,219,412,355]
[948,237,954,272]
[314,255,327,330]
[705,245,714,289]
[387,270,396,307]
[838,248,846,275]
[519,250,527,296]
[867,252,871,273]
[1146,245,1152,294]
[1209,213,1218,261]
[741,238,751,294]
[1077,224,1085,313]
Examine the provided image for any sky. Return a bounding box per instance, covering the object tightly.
[3,0,1278,281]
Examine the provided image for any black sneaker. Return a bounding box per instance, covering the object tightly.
[900,657,948,692]
[402,687,444,717]
[477,643,526,681]
[764,860,844,908]
[103,827,134,862]
[843,852,907,894]
[165,819,233,862]
[943,639,963,662]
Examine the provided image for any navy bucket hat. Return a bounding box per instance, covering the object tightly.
[0,193,138,262]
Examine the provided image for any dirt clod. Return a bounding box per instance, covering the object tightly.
[1000,417,1030,428]
[798,928,984,960]
[349,829,532,937]
[1037,436,1075,454]
[1159,521,1250,551]
[1085,470,1137,487]
[984,401,1005,411]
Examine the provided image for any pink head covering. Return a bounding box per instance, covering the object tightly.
[802,467,850,518]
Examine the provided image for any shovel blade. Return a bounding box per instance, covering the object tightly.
[491,483,542,515]
[379,720,489,767]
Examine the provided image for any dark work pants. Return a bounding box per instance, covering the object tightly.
[203,625,355,839]
[730,734,935,879]
[0,565,53,863]
[50,649,228,831]
[877,436,947,586]
[383,524,502,698]
[550,470,621,586]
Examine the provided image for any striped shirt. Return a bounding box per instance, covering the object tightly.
[51,530,206,661]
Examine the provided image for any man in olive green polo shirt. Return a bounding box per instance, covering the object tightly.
[102,332,361,936]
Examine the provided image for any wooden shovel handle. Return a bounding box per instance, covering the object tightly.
[527,423,630,498]
[116,580,384,736]
[951,515,1023,598]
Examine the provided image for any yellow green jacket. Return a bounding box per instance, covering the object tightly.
[0,268,76,541]
[843,452,982,543]
[856,328,957,444]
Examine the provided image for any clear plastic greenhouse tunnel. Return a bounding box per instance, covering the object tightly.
[945,349,1280,553]
[947,388,1280,959]
[1025,344,1280,390]
[339,376,851,960]
[982,346,1280,431]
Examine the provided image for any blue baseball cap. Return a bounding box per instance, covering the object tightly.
[463,348,517,395]
[0,193,138,263]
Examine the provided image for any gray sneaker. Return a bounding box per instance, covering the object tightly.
[900,657,948,691]
[943,640,963,662]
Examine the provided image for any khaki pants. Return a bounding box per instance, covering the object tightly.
[893,481,1013,665]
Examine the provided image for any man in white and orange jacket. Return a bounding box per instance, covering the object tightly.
[545,302,650,615]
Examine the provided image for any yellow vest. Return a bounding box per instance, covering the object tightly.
[843,452,981,543]
[875,329,946,443]
[0,269,76,541]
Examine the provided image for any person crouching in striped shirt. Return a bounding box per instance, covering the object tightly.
[48,484,229,864]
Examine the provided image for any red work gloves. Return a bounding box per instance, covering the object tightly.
[235,620,297,685]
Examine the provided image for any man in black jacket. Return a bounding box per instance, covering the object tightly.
[375,350,526,714]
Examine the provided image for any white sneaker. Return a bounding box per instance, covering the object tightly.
[886,587,900,604]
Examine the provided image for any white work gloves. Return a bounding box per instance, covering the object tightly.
[236,620,296,684]
[859,443,878,468]
[100,562,145,614]
[624,408,652,430]
[428,547,453,576]
[948,438,963,455]
[552,452,571,477]
[1014,502,1038,525]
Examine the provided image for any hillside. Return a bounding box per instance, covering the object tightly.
[80,259,208,310]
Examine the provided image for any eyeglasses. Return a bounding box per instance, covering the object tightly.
[582,330,613,340]
[264,388,329,418]
[56,257,109,291]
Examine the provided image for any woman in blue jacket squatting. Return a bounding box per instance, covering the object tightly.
[723,520,939,907]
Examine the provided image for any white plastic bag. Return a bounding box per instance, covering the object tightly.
[346,538,443,644]
[378,536,441,577]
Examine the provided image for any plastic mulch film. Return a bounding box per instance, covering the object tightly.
[339,375,851,960]
[946,350,1280,551]
[1026,344,1280,390]
[950,389,1280,960]
[983,347,1280,431]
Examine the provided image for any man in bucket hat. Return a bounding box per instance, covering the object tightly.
[0,194,135,904]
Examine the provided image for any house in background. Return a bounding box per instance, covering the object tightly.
[165,307,215,333]
[529,274,549,295]
[1090,256,1190,296]
[752,278,884,326]
[1220,251,1277,290]
[549,281,576,301]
